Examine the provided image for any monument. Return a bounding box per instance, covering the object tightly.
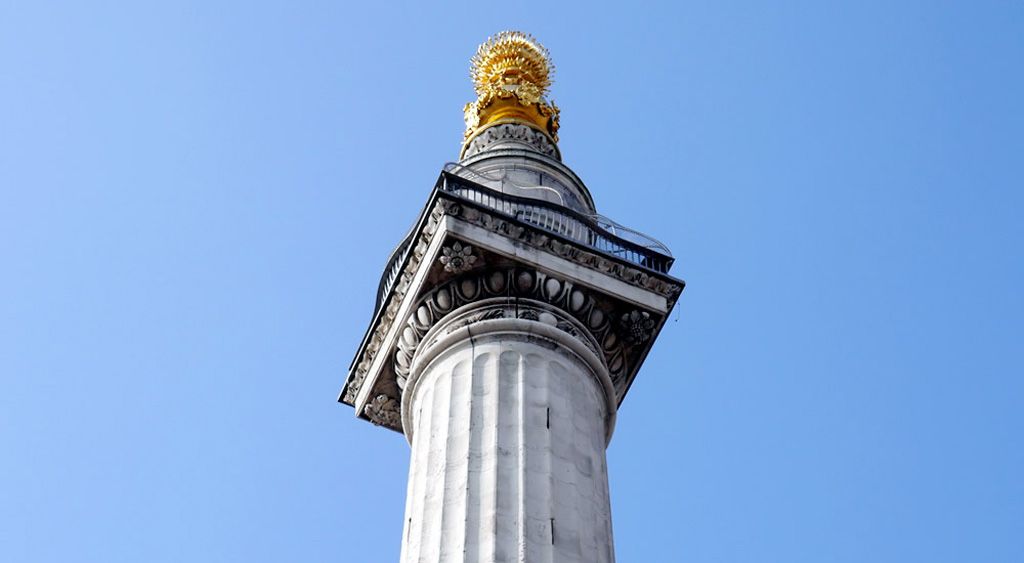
[339,31,685,562]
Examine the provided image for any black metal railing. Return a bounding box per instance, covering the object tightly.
[440,173,673,272]
[376,172,675,307]
[376,227,416,308]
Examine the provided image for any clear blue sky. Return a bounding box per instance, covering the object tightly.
[2,1,1021,561]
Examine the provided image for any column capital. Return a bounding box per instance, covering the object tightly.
[339,172,684,435]
[401,295,618,445]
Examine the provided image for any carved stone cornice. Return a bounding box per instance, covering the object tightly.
[442,200,682,300]
[340,201,447,406]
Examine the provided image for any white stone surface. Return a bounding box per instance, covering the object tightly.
[400,325,615,563]
[457,148,596,214]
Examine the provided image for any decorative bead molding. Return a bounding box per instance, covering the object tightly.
[393,268,631,392]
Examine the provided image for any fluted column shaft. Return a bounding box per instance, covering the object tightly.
[399,311,616,563]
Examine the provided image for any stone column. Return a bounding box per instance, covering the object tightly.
[398,299,617,563]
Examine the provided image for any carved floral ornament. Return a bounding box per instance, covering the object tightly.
[364,394,401,428]
[438,241,477,274]
[620,310,656,345]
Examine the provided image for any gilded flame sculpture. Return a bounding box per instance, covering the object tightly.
[462,31,560,153]
[470,31,553,96]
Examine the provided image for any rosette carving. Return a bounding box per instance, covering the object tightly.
[364,394,402,429]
